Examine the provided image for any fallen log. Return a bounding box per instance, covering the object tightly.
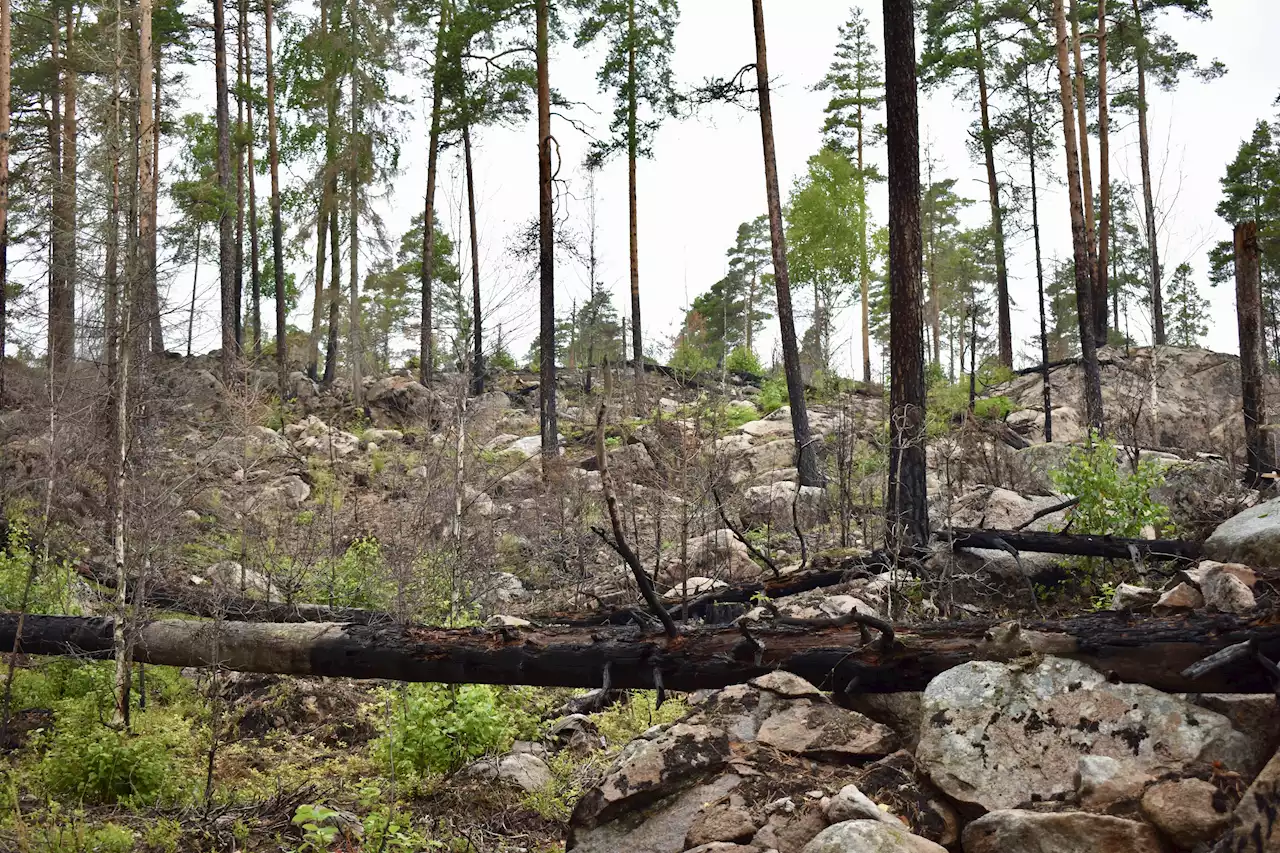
[945,528,1203,562]
[4,610,1280,694]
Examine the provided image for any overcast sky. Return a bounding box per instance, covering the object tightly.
[172,0,1279,374]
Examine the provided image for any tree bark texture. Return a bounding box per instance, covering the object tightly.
[138,0,156,371]
[1096,0,1111,341]
[214,0,238,380]
[463,106,483,396]
[7,611,1280,696]
[752,0,819,488]
[972,4,1011,368]
[0,0,10,397]
[1070,0,1101,341]
[1235,222,1274,485]
[627,0,642,384]
[537,0,557,455]
[1052,0,1104,433]
[419,2,447,388]
[1133,0,1163,345]
[883,0,928,550]
[266,0,287,398]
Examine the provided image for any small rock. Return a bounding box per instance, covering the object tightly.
[1110,583,1158,611]
[1154,582,1204,613]
[1220,747,1280,850]
[751,807,827,853]
[825,784,897,825]
[664,577,729,600]
[801,820,947,853]
[685,804,759,848]
[459,752,552,793]
[962,810,1167,853]
[1201,571,1255,614]
[485,615,531,628]
[1140,778,1232,848]
[755,702,898,759]
[748,671,823,699]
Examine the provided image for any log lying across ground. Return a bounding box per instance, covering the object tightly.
[5,610,1280,694]
[945,528,1204,562]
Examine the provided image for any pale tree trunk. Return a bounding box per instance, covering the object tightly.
[147,51,163,354]
[348,0,362,409]
[246,28,261,358]
[537,0,557,455]
[234,0,247,350]
[858,101,872,384]
[1236,222,1273,485]
[752,0,820,488]
[464,116,482,396]
[214,0,238,380]
[0,0,9,398]
[972,2,1011,368]
[884,0,928,550]
[103,0,122,544]
[419,2,447,388]
[265,0,286,398]
[321,0,340,385]
[924,152,941,368]
[138,0,155,371]
[1070,0,1101,340]
[627,0,642,385]
[1053,0,1104,433]
[1026,63,1052,442]
[1133,0,1164,345]
[1095,0,1110,342]
[187,225,200,357]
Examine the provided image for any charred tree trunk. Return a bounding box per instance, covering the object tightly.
[1133,0,1163,345]
[1070,0,1101,341]
[1095,0,1111,341]
[306,0,332,380]
[627,0,643,386]
[462,93,483,396]
[320,0,341,386]
[1053,0,1104,434]
[419,1,447,388]
[753,0,820,488]
[214,0,238,380]
[537,0,557,456]
[234,0,247,350]
[0,0,9,398]
[883,0,928,551]
[347,0,362,409]
[8,611,1280,696]
[858,102,872,384]
[1235,222,1274,486]
[265,0,286,398]
[972,3,1012,369]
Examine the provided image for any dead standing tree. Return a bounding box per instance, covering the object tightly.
[883,0,928,552]
[1235,222,1274,486]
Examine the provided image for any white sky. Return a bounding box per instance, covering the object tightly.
[167,0,1278,375]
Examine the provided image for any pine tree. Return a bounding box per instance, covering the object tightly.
[725,215,773,357]
[1164,262,1207,348]
[571,0,679,383]
[815,5,882,382]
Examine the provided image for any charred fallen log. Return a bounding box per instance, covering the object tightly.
[4,610,1279,694]
[945,528,1203,562]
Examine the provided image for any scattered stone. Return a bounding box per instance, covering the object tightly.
[850,751,959,846]
[663,577,729,600]
[1201,570,1256,614]
[1140,777,1232,848]
[1219,746,1280,850]
[741,481,825,528]
[755,701,897,759]
[825,784,897,825]
[685,804,759,848]
[739,418,793,439]
[547,714,600,755]
[751,807,827,853]
[801,820,947,853]
[962,810,1168,853]
[1205,493,1280,567]
[1154,582,1204,614]
[1110,583,1158,611]
[841,694,923,751]
[916,657,1254,812]
[458,752,552,793]
[1075,755,1155,813]
[484,615,531,628]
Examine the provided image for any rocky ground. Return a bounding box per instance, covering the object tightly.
[4,345,1280,851]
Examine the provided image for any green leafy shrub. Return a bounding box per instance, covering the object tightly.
[39,700,184,806]
[303,536,390,609]
[374,684,537,776]
[972,395,1016,421]
[668,339,716,378]
[594,691,689,747]
[0,516,76,615]
[725,346,763,376]
[757,376,788,414]
[1049,434,1170,538]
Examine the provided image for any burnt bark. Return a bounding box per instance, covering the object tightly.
[266,0,286,397]
[1132,0,1163,345]
[883,0,928,550]
[214,0,238,380]
[1095,0,1111,341]
[1235,222,1274,485]
[752,0,820,488]
[946,527,1203,562]
[6,611,1280,696]
[537,0,557,456]
[419,2,447,388]
[0,0,11,398]
[1052,0,1104,433]
[972,2,1011,368]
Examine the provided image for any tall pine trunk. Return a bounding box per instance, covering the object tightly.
[214,0,238,379]
[858,101,872,383]
[1133,0,1164,345]
[419,2,447,388]
[753,0,819,488]
[537,0,557,455]
[883,0,927,550]
[1026,62,1051,442]
[187,225,200,357]
[306,0,331,379]
[1235,222,1273,484]
[265,0,286,397]
[50,10,77,374]
[463,114,482,396]
[347,0,362,409]
[139,0,156,370]
[0,0,9,398]
[1070,0,1101,340]
[1095,0,1110,341]
[321,0,341,385]
[146,50,162,354]
[972,1,1011,368]
[246,24,261,358]
[1053,0,1104,433]
[627,0,642,384]
[234,2,247,350]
